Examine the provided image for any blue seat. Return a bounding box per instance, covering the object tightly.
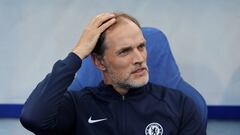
[69,27,208,125]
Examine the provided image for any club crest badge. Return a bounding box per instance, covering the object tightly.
[145,122,163,135]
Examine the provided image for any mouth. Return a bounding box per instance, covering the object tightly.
[131,67,147,75]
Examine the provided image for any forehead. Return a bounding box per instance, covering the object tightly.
[104,19,145,50]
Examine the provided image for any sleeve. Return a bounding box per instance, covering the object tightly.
[20,52,82,134]
[178,96,207,135]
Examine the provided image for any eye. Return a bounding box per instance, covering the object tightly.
[118,49,130,56]
[138,43,146,51]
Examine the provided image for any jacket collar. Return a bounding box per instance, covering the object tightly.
[92,81,150,101]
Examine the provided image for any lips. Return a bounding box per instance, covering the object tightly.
[131,67,147,74]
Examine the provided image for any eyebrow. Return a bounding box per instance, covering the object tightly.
[139,40,147,46]
[115,46,132,54]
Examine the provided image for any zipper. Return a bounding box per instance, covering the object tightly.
[122,95,125,101]
[121,95,126,135]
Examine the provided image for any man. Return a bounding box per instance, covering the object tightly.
[20,12,206,135]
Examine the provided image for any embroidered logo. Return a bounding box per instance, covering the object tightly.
[88,116,107,124]
[145,122,163,135]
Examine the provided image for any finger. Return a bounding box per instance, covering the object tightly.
[98,18,116,33]
[92,13,115,27]
[95,12,110,19]
[88,13,105,26]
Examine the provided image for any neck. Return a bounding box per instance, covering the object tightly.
[112,85,129,96]
[103,78,129,96]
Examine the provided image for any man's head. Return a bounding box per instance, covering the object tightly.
[92,12,149,91]
[92,13,141,55]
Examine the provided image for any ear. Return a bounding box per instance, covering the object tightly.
[91,53,106,71]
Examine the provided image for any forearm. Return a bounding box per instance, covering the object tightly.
[20,52,81,132]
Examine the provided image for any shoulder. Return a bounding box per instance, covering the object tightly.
[148,82,187,102]
[64,87,97,103]
[148,82,195,114]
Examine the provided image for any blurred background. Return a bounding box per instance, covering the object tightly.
[0,0,239,134]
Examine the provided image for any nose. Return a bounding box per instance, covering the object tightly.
[132,49,145,65]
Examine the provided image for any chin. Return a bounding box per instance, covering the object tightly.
[128,74,149,88]
[113,73,149,89]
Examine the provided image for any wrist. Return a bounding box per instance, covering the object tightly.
[72,49,88,60]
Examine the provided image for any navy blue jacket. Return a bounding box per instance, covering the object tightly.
[20,53,206,135]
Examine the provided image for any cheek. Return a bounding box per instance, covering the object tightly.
[107,58,132,74]
[142,50,147,60]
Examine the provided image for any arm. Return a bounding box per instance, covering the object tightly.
[178,97,207,135]
[20,53,81,134]
[20,13,116,134]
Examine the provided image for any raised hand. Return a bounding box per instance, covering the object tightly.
[72,13,116,59]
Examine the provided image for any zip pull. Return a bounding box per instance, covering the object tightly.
[122,96,125,101]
